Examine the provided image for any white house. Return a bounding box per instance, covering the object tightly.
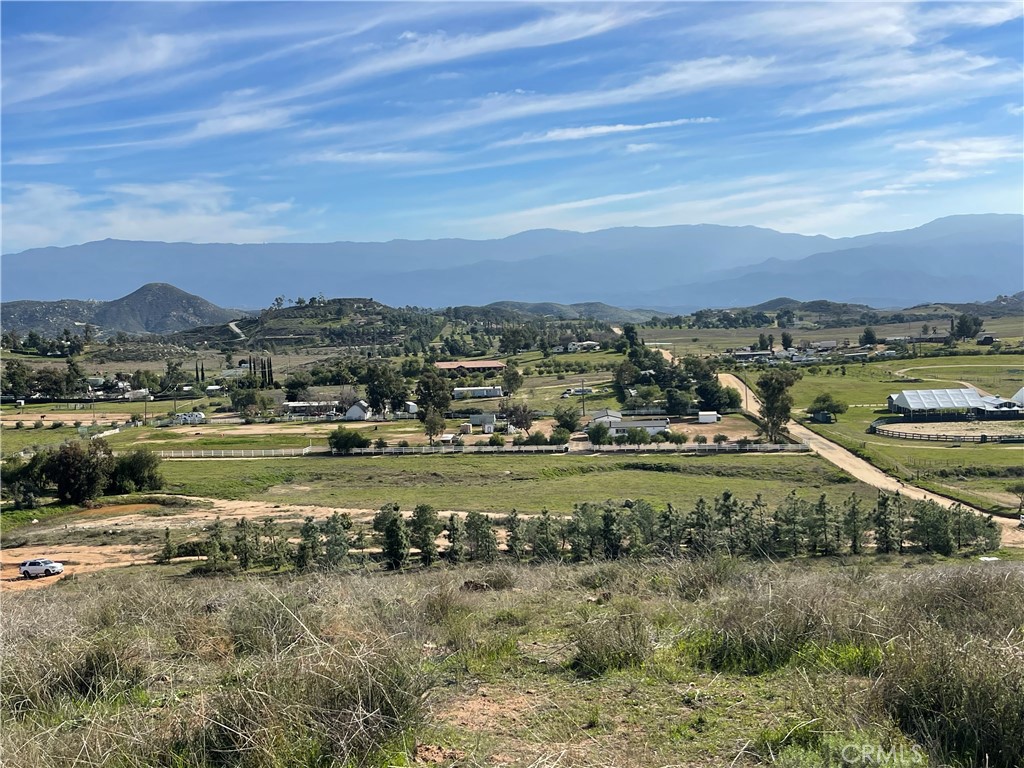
[344,400,373,421]
[453,386,503,399]
[698,411,721,424]
[568,341,601,352]
[590,408,622,424]
[204,385,224,396]
[608,418,670,437]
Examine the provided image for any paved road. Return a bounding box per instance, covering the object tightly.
[717,372,1023,544]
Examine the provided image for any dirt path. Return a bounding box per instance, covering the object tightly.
[228,321,246,340]
[717,373,1024,546]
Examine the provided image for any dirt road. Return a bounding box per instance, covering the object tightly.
[717,372,1024,546]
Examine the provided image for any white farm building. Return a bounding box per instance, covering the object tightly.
[887,388,1022,420]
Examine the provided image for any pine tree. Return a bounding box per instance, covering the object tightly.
[686,497,715,554]
[567,503,601,561]
[873,493,900,554]
[506,509,524,561]
[321,511,352,568]
[294,516,322,570]
[806,494,841,555]
[714,490,740,555]
[205,516,228,567]
[260,517,288,570]
[657,502,686,558]
[234,518,258,570]
[445,513,466,564]
[157,527,175,564]
[842,494,869,554]
[465,511,498,562]
[410,503,440,566]
[601,507,625,559]
[382,514,410,570]
[747,494,773,557]
[532,509,561,560]
[774,491,805,557]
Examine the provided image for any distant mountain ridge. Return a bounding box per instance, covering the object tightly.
[2,214,1020,311]
[1,282,241,337]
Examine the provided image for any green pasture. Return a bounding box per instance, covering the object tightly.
[0,423,84,457]
[159,452,874,514]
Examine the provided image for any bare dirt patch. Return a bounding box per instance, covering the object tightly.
[884,421,1024,437]
[0,544,148,591]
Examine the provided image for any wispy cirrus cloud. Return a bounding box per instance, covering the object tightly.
[1,180,293,251]
[495,117,716,147]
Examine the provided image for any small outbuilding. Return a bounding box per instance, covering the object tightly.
[698,411,721,424]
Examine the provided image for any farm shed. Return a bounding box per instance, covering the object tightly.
[698,411,721,424]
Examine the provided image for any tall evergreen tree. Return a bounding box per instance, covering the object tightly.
[260,517,288,570]
[532,509,561,560]
[842,494,870,554]
[382,514,410,570]
[294,516,322,570]
[321,511,352,568]
[410,503,440,566]
[658,503,686,557]
[234,518,258,570]
[445,513,466,564]
[774,491,806,557]
[873,493,901,554]
[506,509,525,561]
[686,497,715,554]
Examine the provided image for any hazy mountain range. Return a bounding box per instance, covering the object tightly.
[2,214,1020,311]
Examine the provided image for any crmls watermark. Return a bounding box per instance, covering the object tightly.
[840,743,925,766]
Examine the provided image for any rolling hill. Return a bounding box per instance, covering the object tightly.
[1,283,241,337]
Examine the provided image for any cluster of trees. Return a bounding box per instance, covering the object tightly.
[2,327,91,357]
[3,441,163,507]
[184,489,999,575]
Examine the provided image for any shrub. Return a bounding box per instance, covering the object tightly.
[487,433,504,447]
[874,626,1024,767]
[15,421,23,429]
[572,612,653,677]
[50,421,64,429]
[33,420,43,430]
[73,420,82,428]
[329,427,371,454]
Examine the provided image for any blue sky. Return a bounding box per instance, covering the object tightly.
[2,1,1022,252]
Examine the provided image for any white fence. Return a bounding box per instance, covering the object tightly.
[344,444,571,456]
[584,442,809,454]
[339,442,808,456]
[155,446,321,459]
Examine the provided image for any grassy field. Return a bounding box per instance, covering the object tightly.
[3,558,1021,767]
[158,452,873,513]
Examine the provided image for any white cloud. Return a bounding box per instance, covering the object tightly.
[625,143,660,154]
[301,149,444,165]
[496,117,716,147]
[1,180,292,252]
[397,57,771,141]
[3,152,67,166]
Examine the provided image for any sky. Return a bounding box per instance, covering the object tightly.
[2,1,1022,253]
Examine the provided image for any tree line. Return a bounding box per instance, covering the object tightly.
[180,489,1000,575]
